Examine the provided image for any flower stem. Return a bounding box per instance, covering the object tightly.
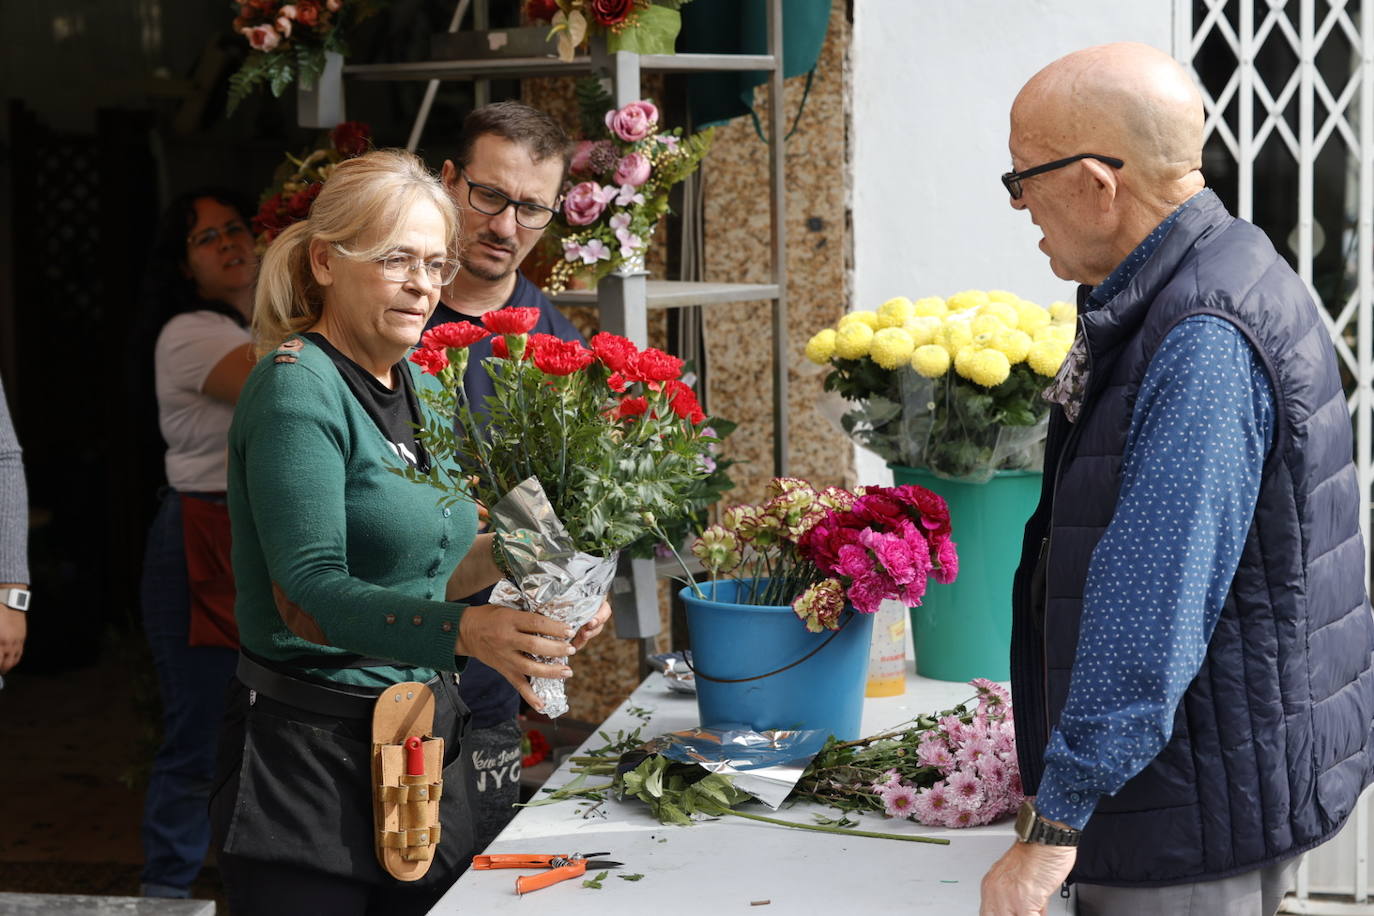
[648,518,705,598]
[718,809,949,844]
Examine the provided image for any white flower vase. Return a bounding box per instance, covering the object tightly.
[612,220,657,277]
[612,248,648,277]
[297,50,346,129]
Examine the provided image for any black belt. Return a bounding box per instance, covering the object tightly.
[236,651,441,719]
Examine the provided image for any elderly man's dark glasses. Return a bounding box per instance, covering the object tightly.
[1001,154,1125,200]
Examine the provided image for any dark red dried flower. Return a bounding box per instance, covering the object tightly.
[589,0,634,26]
[330,121,371,158]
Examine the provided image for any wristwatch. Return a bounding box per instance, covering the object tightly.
[1,587,30,613]
[1014,799,1081,847]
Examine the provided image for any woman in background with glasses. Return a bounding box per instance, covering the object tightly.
[210,148,609,915]
[131,189,258,900]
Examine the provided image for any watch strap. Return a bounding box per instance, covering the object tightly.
[1016,799,1081,847]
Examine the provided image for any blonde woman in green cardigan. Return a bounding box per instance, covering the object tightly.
[210,149,610,916]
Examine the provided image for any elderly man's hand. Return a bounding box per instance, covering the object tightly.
[979,840,1076,916]
[0,607,26,673]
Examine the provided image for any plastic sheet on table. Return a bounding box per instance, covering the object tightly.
[640,726,829,809]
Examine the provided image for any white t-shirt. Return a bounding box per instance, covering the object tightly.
[154,310,251,492]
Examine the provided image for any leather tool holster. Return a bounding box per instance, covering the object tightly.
[372,681,444,881]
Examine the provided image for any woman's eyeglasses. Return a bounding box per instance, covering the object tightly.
[188,221,250,249]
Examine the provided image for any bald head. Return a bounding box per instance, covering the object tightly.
[1013,43,1204,197]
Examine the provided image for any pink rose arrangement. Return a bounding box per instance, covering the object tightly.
[688,478,958,632]
[227,0,389,115]
[525,0,698,62]
[543,98,712,294]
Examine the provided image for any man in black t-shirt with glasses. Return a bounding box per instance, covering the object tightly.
[426,101,583,856]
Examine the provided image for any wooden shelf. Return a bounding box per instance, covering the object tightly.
[344,53,777,82]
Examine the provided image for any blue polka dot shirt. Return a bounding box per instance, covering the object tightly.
[1035,241,1277,832]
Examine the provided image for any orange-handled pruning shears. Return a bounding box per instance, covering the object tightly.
[471,851,623,895]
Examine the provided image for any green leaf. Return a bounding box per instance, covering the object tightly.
[655,800,693,826]
[582,871,608,889]
[267,54,295,98]
[619,873,645,881]
[643,758,666,798]
[607,6,681,55]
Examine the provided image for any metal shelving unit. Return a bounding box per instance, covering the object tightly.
[334,1,788,647]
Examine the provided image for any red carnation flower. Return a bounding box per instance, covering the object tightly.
[615,395,649,420]
[591,332,639,373]
[422,322,490,350]
[589,0,633,26]
[409,346,449,376]
[607,372,629,393]
[521,728,551,767]
[330,121,372,158]
[481,306,541,335]
[491,336,509,359]
[533,338,595,376]
[663,379,706,424]
[526,332,561,354]
[630,347,684,383]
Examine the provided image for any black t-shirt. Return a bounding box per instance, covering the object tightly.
[304,332,429,472]
[424,274,584,727]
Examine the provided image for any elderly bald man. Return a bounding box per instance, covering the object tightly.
[979,43,1374,916]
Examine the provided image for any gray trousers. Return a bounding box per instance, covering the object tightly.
[1075,856,1300,916]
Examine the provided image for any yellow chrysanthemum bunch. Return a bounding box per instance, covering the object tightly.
[807,290,1078,480]
[807,290,1076,387]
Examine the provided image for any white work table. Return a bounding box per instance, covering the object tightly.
[433,667,1076,915]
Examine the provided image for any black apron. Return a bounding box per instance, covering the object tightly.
[210,661,475,887]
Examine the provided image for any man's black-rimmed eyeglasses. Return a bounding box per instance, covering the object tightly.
[1001,154,1125,200]
[460,170,559,230]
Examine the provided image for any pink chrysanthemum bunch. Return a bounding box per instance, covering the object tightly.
[877,678,1023,828]
[689,478,958,631]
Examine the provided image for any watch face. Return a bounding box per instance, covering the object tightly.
[4,589,27,611]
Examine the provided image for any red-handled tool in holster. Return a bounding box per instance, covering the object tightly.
[471,852,623,895]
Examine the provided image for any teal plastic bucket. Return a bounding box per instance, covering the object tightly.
[890,465,1041,683]
[680,579,876,740]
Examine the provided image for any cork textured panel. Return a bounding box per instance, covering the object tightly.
[701,4,853,507]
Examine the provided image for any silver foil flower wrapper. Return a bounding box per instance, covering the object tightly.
[647,652,696,694]
[488,477,618,718]
[642,726,828,809]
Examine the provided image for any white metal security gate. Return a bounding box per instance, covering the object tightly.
[1174,1,1374,912]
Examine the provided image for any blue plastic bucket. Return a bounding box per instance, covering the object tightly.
[679,579,876,740]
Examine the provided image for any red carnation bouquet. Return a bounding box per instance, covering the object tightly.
[401,308,717,715]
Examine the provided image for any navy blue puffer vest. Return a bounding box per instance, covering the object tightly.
[1010,189,1374,886]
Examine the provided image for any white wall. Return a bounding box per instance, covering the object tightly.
[848,0,1174,484]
